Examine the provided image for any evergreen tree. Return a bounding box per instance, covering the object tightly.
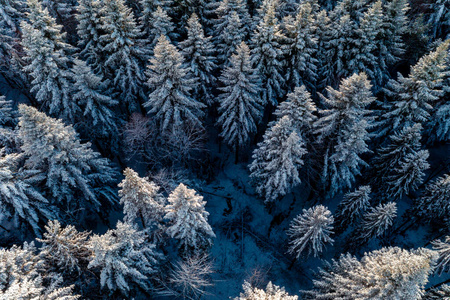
[249,116,307,203]
[304,247,436,300]
[214,0,251,37]
[371,123,422,189]
[118,168,165,230]
[100,0,147,109]
[432,236,450,275]
[235,281,298,300]
[380,41,449,136]
[414,174,450,221]
[314,73,375,195]
[0,95,17,154]
[76,0,106,74]
[0,153,53,236]
[282,2,318,91]
[355,202,397,243]
[17,105,117,221]
[72,59,118,138]
[273,86,317,132]
[287,205,334,258]
[429,0,450,39]
[214,11,245,66]
[250,2,285,106]
[146,6,177,48]
[37,220,91,274]
[179,13,217,105]
[217,42,263,162]
[386,150,430,200]
[335,185,371,231]
[139,0,172,29]
[88,221,161,295]
[164,183,215,252]
[145,34,205,135]
[21,0,77,122]
[424,284,450,300]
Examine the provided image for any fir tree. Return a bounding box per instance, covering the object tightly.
[214,11,245,66]
[0,153,53,236]
[72,59,118,138]
[145,34,205,135]
[100,0,147,109]
[146,6,177,48]
[88,222,161,295]
[304,247,436,300]
[164,183,215,252]
[118,168,165,230]
[249,116,307,203]
[424,284,450,300]
[414,174,450,221]
[380,41,449,136]
[432,236,450,275]
[76,0,105,74]
[21,0,77,122]
[314,73,375,195]
[0,95,17,154]
[386,150,430,200]
[17,105,117,221]
[250,2,285,106]
[335,185,371,232]
[371,123,422,189]
[282,2,318,91]
[179,13,217,105]
[273,86,317,132]
[355,201,397,243]
[37,220,91,274]
[214,0,251,36]
[217,42,263,162]
[139,0,172,29]
[235,281,298,299]
[287,205,334,258]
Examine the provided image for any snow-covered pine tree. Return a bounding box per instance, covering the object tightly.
[355,0,384,89]
[429,0,450,39]
[273,86,317,133]
[432,236,450,275]
[139,0,172,30]
[118,168,165,230]
[371,123,422,189]
[0,95,17,154]
[214,11,245,66]
[375,0,409,88]
[145,34,205,135]
[76,0,106,74]
[335,185,371,232]
[385,150,430,200]
[179,13,217,105]
[37,220,91,274]
[304,247,436,300]
[424,284,450,300]
[234,281,298,300]
[250,2,285,106]
[354,201,397,243]
[282,2,318,91]
[0,242,79,299]
[146,6,177,48]
[314,73,375,196]
[214,0,251,36]
[0,153,54,236]
[287,205,334,258]
[380,41,449,137]
[249,116,307,203]
[164,183,215,252]
[21,0,77,122]
[99,0,147,110]
[72,59,118,139]
[217,42,263,162]
[17,105,117,221]
[414,174,450,221]
[88,221,161,295]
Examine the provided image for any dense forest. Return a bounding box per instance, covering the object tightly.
[1,0,450,298]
